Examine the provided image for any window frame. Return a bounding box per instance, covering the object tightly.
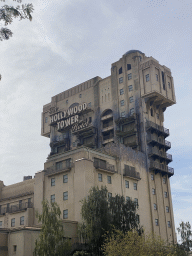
[120,88,124,95]
[163,178,166,184]
[121,111,125,117]
[63,191,68,201]
[120,100,125,106]
[108,192,112,198]
[20,216,24,225]
[0,221,2,227]
[63,209,68,219]
[130,108,134,115]
[11,218,15,227]
[152,188,156,195]
[128,73,132,80]
[134,198,138,207]
[63,174,68,183]
[98,173,102,182]
[125,180,129,188]
[129,96,134,103]
[107,176,112,184]
[119,77,123,84]
[151,174,154,180]
[51,178,55,186]
[166,206,169,213]
[154,203,157,210]
[51,194,55,203]
[155,219,159,226]
[127,64,131,71]
[146,74,150,82]
[164,191,168,198]
[133,183,137,190]
[128,85,133,91]
[168,221,171,228]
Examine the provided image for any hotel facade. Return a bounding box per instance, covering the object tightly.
[0,50,176,255]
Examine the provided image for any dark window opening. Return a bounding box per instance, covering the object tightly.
[127,64,131,70]
[89,117,92,123]
[119,67,122,74]
[162,71,165,90]
[13,245,17,252]
[103,118,113,128]
[151,108,153,117]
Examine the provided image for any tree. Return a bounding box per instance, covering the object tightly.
[34,200,71,256]
[78,186,141,255]
[0,0,34,41]
[103,229,187,256]
[177,221,192,254]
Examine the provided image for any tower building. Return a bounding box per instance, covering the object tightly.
[0,50,176,255]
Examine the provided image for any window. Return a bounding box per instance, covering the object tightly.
[128,85,133,91]
[166,206,169,213]
[119,67,122,74]
[121,111,125,117]
[51,178,55,186]
[20,216,24,225]
[89,117,92,123]
[164,192,168,198]
[45,117,48,123]
[168,82,171,89]
[119,77,123,83]
[146,74,150,82]
[163,178,166,184]
[120,100,125,106]
[63,209,68,219]
[11,218,15,227]
[56,161,63,170]
[127,64,131,70]
[125,180,129,188]
[156,74,158,81]
[152,188,156,195]
[154,203,157,210]
[126,196,130,201]
[88,102,91,108]
[63,191,68,201]
[51,194,55,203]
[129,96,134,103]
[28,198,31,207]
[79,94,82,98]
[66,100,68,104]
[19,200,22,209]
[128,73,132,80]
[151,108,153,117]
[134,198,138,207]
[108,192,112,198]
[155,219,159,226]
[13,245,17,252]
[133,183,137,190]
[151,174,154,180]
[120,89,124,95]
[0,221,2,227]
[162,71,165,90]
[107,176,112,184]
[98,173,102,182]
[73,142,76,147]
[130,108,134,115]
[63,174,68,183]
[168,221,171,228]
[156,113,159,119]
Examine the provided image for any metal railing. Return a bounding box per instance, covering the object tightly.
[123,168,140,180]
[103,134,114,141]
[146,121,169,136]
[148,148,172,161]
[94,159,116,173]
[149,161,174,176]
[0,202,33,215]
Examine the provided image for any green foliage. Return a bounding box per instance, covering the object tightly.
[34,200,71,256]
[0,0,34,41]
[103,229,186,256]
[78,186,142,255]
[73,251,90,256]
[177,221,192,253]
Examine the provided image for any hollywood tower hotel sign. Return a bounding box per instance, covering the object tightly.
[50,103,89,132]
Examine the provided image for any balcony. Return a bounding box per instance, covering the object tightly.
[147,134,171,151]
[149,161,174,177]
[0,202,33,215]
[146,121,169,138]
[115,114,136,125]
[50,138,69,148]
[148,148,172,163]
[102,134,114,144]
[72,123,96,137]
[46,160,73,176]
[123,165,140,180]
[101,113,113,121]
[116,127,137,137]
[94,158,116,174]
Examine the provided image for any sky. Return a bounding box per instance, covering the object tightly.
[0,0,191,241]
